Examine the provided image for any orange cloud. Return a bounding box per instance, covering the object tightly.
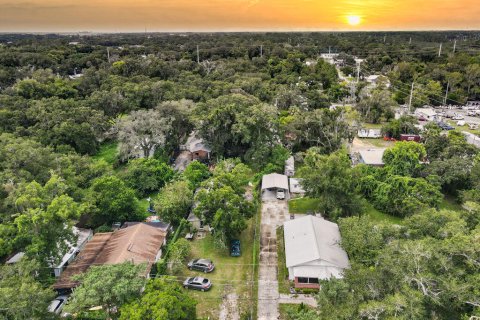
[0,0,478,32]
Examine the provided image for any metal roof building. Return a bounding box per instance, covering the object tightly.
[357,148,386,166]
[261,173,289,190]
[283,216,349,289]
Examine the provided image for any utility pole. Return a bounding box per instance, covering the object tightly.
[453,40,457,53]
[107,47,111,63]
[409,37,412,45]
[356,60,361,83]
[438,43,442,57]
[408,82,415,113]
[196,45,200,64]
[383,35,386,43]
[260,45,263,58]
[328,46,331,54]
[444,81,450,105]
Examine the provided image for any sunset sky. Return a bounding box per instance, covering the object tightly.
[0,0,479,32]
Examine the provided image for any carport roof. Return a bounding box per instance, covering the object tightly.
[261,173,289,190]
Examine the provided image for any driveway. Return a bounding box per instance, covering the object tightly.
[257,198,289,320]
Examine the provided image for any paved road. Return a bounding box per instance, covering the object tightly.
[257,196,289,320]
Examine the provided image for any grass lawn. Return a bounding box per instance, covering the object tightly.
[288,197,321,214]
[276,227,291,295]
[174,217,257,319]
[92,141,118,165]
[364,202,403,225]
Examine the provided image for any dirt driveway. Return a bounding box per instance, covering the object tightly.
[257,198,289,320]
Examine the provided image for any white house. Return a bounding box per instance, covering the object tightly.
[283,216,350,289]
[415,107,438,121]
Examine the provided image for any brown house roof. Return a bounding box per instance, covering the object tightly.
[54,223,167,290]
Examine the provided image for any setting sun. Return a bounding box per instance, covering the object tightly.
[346,15,361,26]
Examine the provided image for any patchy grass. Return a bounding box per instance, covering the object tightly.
[439,196,464,212]
[92,141,118,165]
[288,197,321,214]
[279,304,314,320]
[277,227,291,294]
[364,202,403,225]
[446,120,480,136]
[174,218,256,319]
[360,138,394,148]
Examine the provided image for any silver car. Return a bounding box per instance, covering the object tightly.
[183,276,212,291]
[48,295,68,315]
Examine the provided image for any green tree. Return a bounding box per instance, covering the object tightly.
[381,115,419,140]
[373,175,442,217]
[12,174,81,268]
[0,258,55,320]
[383,141,426,177]
[292,108,351,154]
[122,158,174,197]
[357,89,395,124]
[87,175,142,227]
[182,160,210,190]
[167,239,191,274]
[116,109,172,159]
[119,278,197,320]
[64,262,147,319]
[155,180,193,225]
[300,149,364,220]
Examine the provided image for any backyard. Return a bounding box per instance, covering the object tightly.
[173,216,258,319]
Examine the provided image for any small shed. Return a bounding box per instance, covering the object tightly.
[289,178,306,195]
[284,156,295,177]
[183,133,212,161]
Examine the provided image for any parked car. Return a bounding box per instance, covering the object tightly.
[187,258,215,273]
[457,120,466,126]
[183,276,212,291]
[48,295,68,315]
[452,114,464,120]
[467,111,477,116]
[230,239,241,257]
[436,122,454,130]
[276,189,285,200]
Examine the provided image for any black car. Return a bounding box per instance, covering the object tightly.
[187,258,215,273]
[183,276,212,291]
[230,239,241,257]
